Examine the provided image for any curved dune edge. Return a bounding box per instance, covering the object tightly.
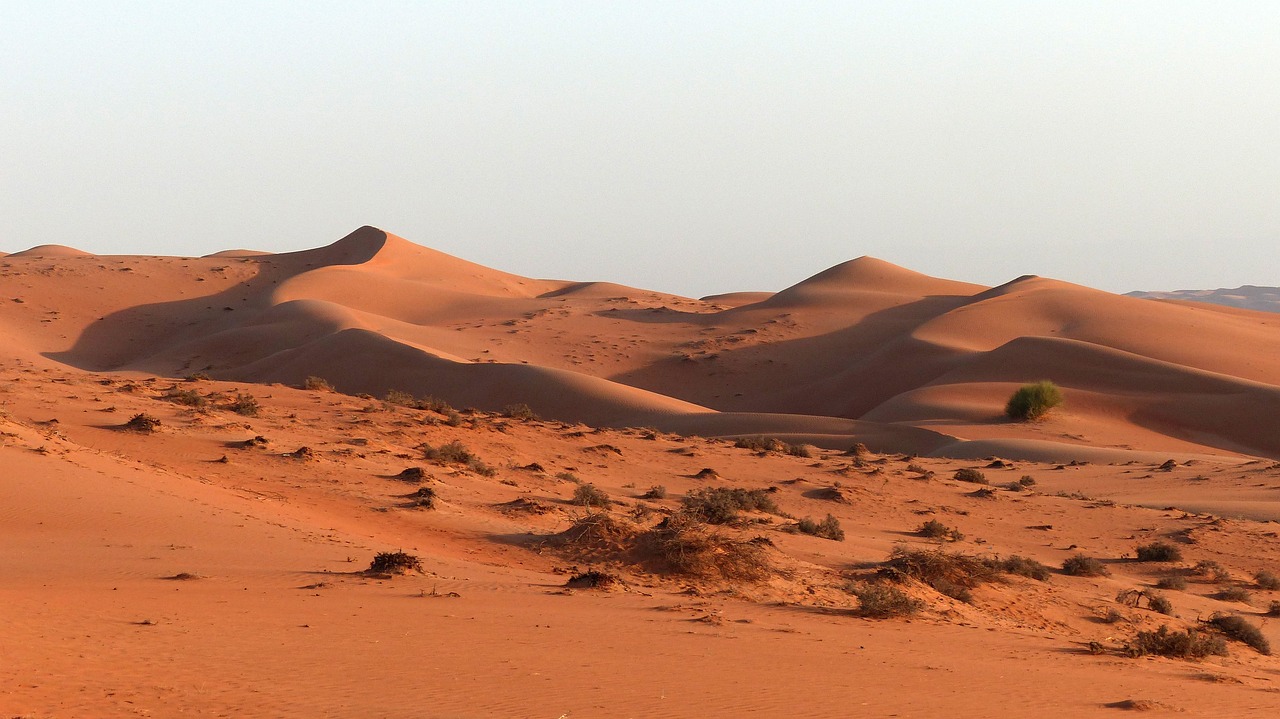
[6,224,1280,461]
[9,243,94,257]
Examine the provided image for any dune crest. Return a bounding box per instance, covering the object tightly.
[9,243,94,257]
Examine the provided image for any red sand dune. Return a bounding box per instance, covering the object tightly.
[3,226,1280,717]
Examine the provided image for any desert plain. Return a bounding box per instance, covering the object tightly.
[3,226,1280,717]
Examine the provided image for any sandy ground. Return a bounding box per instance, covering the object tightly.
[3,229,1280,717]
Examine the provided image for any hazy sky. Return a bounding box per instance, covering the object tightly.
[3,1,1277,296]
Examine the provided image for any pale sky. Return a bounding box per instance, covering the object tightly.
[2,1,1277,297]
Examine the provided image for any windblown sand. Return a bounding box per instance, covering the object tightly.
[2,227,1278,717]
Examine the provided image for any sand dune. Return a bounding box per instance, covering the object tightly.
[1129,285,1280,314]
[5,227,1280,716]
[6,224,1280,464]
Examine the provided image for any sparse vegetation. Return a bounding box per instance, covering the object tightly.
[1005,380,1063,421]
[1155,575,1188,591]
[571,483,611,508]
[409,486,436,509]
[1135,541,1183,563]
[122,413,161,432]
[565,569,621,589]
[881,546,1003,603]
[1206,614,1271,655]
[641,485,667,500]
[502,403,538,421]
[917,519,964,542]
[1124,625,1227,659]
[682,487,780,524]
[384,389,417,407]
[640,515,773,581]
[986,555,1051,581]
[1062,554,1110,577]
[795,514,845,541]
[1267,601,1280,617]
[1193,560,1232,583]
[1213,586,1252,603]
[1117,588,1173,615]
[953,468,987,484]
[368,551,423,574]
[1254,570,1280,590]
[849,582,924,618]
[555,471,579,482]
[303,376,334,391]
[734,436,810,457]
[167,389,207,407]
[229,393,259,417]
[420,440,497,476]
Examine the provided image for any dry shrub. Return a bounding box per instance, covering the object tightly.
[368,551,423,574]
[303,376,334,391]
[1156,575,1188,591]
[1117,588,1173,615]
[228,393,259,416]
[734,436,809,457]
[849,581,924,618]
[1267,601,1280,617]
[167,389,207,407]
[682,487,780,524]
[641,485,667,500]
[548,513,638,558]
[502,403,538,421]
[1124,625,1227,659]
[953,468,987,484]
[421,440,496,476]
[917,519,964,542]
[987,555,1051,581]
[794,514,845,541]
[639,515,773,581]
[571,483,612,508]
[1206,614,1270,655]
[122,413,161,432]
[882,546,1002,603]
[1254,570,1280,590]
[1213,586,1252,603]
[1062,554,1110,577]
[565,570,622,589]
[1193,560,1231,583]
[1135,541,1182,562]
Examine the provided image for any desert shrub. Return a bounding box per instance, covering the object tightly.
[786,443,813,458]
[1254,570,1280,590]
[953,468,987,484]
[556,471,579,482]
[1100,607,1124,624]
[1005,380,1063,421]
[1135,541,1183,562]
[565,569,621,589]
[1062,554,1110,577]
[502,403,538,421]
[418,396,454,414]
[735,436,785,452]
[421,441,496,476]
[167,389,207,407]
[1213,586,1252,603]
[1267,601,1280,617]
[1125,625,1227,659]
[571,483,611,508]
[549,513,638,557]
[384,389,417,407]
[987,555,1051,581]
[1207,614,1271,655]
[409,486,436,509]
[795,514,845,541]
[641,485,667,500]
[1018,475,1036,487]
[849,582,924,618]
[640,515,772,581]
[368,551,423,574]
[1156,575,1188,591]
[123,413,161,432]
[682,487,780,524]
[918,519,964,542]
[1117,588,1173,615]
[229,393,259,416]
[1193,560,1232,583]
[1147,594,1175,615]
[882,547,1001,603]
[303,376,333,391]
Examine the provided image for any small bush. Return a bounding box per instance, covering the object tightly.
[795,514,845,541]
[849,582,924,618]
[303,376,333,391]
[167,389,207,407]
[421,440,495,476]
[682,487,780,524]
[1254,570,1280,590]
[987,555,1051,581]
[1267,601,1280,616]
[1207,614,1271,655]
[571,483,611,508]
[1155,575,1188,591]
[502,403,538,421]
[882,547,1001,603]
[122,413,161,432]
[1063,554,1110,577]
[384,390,417,407]
[1214,586,1252,603]
[953,468,987,484]
[1018,475,1036,487]
[734,436,810,456]
[1147,594,1175,615]
[640,515,773,581]
[1193,560,1232,583]
[918,519,964,542]
[229,393,259,416]
[786,443,813,458]
[1125,625,1227,659]
[565,570,621,589]
[1135,541,1183,562]
[556,471,579,482]
[1005,380,1063,421]
[1118,588,1173,615]
[409,486,436,509]
[368,551,423,574]
[641,485,667,500]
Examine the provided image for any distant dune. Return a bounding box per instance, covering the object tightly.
[4,225,1280,461]
[1128,286,1280,314]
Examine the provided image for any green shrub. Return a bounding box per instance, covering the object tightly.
[1062,554,1109,577]
[796,514,845,541]
[1005,380,1063,421]
[1135,541,1182,562]
[1207,614,1271,655]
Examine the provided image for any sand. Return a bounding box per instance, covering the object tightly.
[2,227,1279,717]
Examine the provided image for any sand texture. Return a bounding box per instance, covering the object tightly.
[3,227,1280,717]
